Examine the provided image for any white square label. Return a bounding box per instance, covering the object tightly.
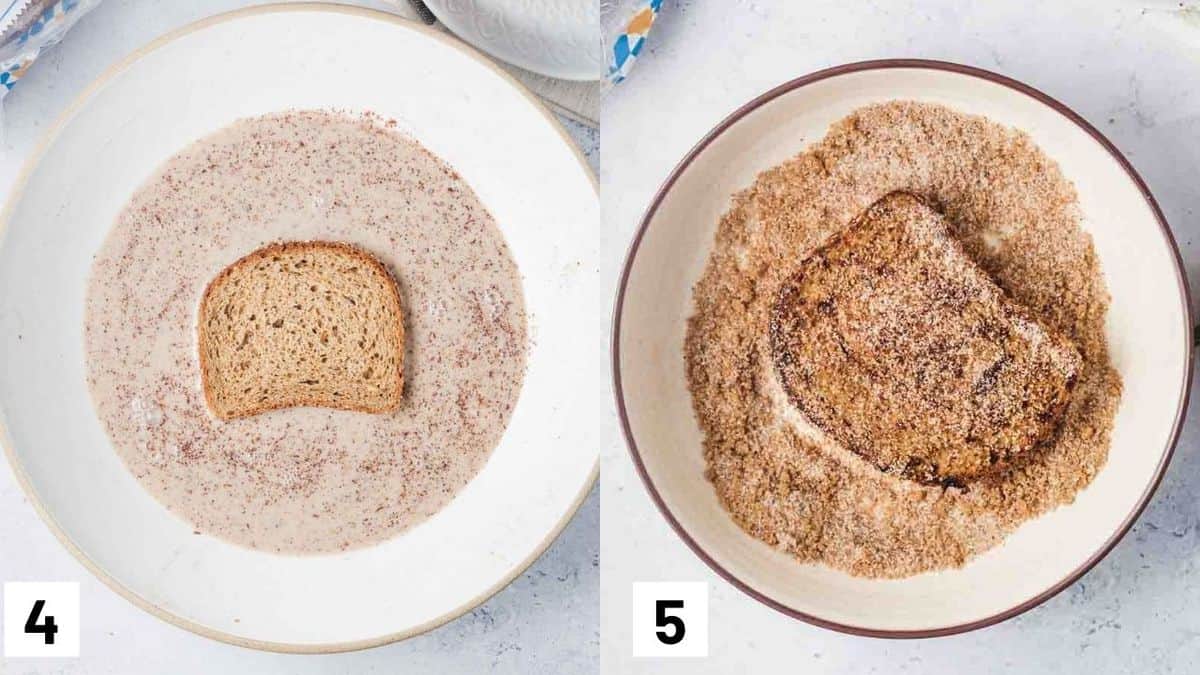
[631,582,708,658]
[3,582,80,658]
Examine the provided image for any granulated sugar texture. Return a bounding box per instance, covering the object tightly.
[684,101,1122,578]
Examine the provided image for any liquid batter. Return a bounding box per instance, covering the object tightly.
[84,111,527,554]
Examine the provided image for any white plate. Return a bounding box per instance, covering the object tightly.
[424,0,603,81]
[0,5,600,652]
[614,60,1192,636]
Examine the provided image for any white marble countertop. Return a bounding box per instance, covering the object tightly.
[0,2,598,673]
[602,0,1200,673]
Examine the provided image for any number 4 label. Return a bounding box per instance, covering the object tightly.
[24,600,58,644]
[632,582,709,658]
[3,582,80,657]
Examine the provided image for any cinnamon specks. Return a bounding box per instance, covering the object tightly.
[85,111,528,555]
[685,101,1122,578]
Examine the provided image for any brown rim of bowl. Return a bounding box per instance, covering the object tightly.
[0,3,599,654]
[611,58,1194,639]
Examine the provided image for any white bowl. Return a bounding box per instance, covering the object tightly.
[613,60,1192,636]
[423,0,604,81]
[0,5,600,652]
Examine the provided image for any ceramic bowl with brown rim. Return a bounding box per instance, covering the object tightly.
[612,60,1192,637]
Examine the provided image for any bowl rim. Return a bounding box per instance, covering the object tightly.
[0,2,599,655]
[610,58,1194,639]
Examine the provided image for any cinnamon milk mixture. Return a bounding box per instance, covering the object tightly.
[85,111,527,554]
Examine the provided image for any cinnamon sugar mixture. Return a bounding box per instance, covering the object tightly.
[85,111,527,554]
[685,101,1122,577]
[768,192,1082,487]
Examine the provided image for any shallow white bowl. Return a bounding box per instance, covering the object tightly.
[613,60,1192,636]
[0,5,600,652]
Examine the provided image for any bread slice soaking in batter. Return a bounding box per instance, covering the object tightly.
[198,241,405,420]
[769,192,1081,487]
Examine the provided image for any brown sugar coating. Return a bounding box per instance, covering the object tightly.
[685,101,1122,578]
[769,192,1081,487]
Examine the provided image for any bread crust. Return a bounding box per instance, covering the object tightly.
[198,240,405,420]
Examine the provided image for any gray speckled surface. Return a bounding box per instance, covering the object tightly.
[0,2,598,673]
[602,0,1200,672]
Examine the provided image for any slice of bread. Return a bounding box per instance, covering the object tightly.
[769,192,1081,486]
[198,241,404,420]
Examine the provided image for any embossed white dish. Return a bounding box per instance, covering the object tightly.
[614,60,1192,636]
[424,0,603,80]
[0,5,601,652]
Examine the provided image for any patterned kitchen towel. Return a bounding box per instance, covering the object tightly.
[603,0,662,83]
[1,0,100,100]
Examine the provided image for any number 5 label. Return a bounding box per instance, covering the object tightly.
[3,582,80,657]
[632,582,709,658]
